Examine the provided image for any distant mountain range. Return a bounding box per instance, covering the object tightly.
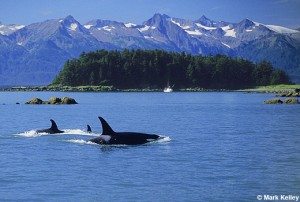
[0,13,299,85]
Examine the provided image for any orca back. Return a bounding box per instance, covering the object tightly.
[112,132,159,145]
[49,119,63,133]
[90,117,161,145]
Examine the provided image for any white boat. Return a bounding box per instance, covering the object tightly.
[163,86,173,92]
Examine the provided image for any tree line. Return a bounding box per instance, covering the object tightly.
[52,49,292,89]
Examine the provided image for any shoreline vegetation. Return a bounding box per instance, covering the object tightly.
[1,49,298,94]
[52,49,292,89]
[1,84,300,93]
[238,84,300,94]
[1,50,296,94]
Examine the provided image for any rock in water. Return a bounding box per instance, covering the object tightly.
[61,97,78,104]
[25,98,43,104]
[263,98,283,104]
[283,98,299,104]
[48,97,62,104]
[25,97,78,104]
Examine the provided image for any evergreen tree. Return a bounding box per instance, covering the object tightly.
[52,49,292,89]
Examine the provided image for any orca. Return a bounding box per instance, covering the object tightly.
[36,119,64,134]
[87,125,92,133]
[89,117,161,145]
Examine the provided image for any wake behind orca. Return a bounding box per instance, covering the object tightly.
[36,119,64,134]
[89,117,161,145]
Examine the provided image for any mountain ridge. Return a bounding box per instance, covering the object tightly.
[0,13,299,85]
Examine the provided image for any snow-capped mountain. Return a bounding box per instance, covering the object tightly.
[0,22,25,35]
[0,14,299,85]
[83,19,161,50]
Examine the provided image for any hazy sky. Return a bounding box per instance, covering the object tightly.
[0,0,300,28]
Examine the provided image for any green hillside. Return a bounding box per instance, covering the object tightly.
[52,49,292,89]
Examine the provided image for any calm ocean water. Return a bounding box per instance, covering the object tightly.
[0,92,299,202]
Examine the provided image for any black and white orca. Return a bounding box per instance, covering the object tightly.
[36,119,64,134]
[89,117,161,145]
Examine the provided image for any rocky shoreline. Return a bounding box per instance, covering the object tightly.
[263,98,299,104]
[2,85,300,105]
[1,86,115,92]
[263,89,300,104]
[0,85,231,92]
[1,85,299,94]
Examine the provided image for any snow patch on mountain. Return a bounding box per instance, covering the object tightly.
[84,24,93,29]
[0,24,25,35]
[97,26,115,32]
[138,25,150,32]
[224,29,236,38]
[253,21,298,34]
[195,23,217,30]
[170,19,191,30]
[144,36,154,39]
[138,25,156,32]
[222,42,231,48]
[124,23,136,28]
[221,25,236,38]
[69,23,78,31]
[246,29,253,32]
[221,25,231,31]
[182,25,191,30]
[185,29,203,36]
[265,25,298,34]
[13,25,25,30]
[170,19,181,27]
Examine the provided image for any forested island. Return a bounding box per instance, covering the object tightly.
[52,49,291,90]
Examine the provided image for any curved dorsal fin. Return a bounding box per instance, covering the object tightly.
[50,119,59,131]
[98,117,115,135]
[87,124,92,133]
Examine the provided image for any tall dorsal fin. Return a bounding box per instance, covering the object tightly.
[50,119,59,131]
[98,117,115,135]
[87,124,92,133]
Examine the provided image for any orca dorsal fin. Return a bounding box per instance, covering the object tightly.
[98,117,115,135]
[87,124,92,133]
[50,119,59,131]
